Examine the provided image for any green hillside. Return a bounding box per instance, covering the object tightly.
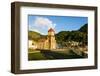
[28,23,88,44]
[28,31,46,41]
[28,31,41,41]
[28,24,88,60]
[55,23,88,46]
[79,24,88,33]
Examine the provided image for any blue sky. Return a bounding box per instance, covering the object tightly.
[28,15,88,35]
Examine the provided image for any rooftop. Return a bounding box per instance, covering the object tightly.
[48,28,55,32]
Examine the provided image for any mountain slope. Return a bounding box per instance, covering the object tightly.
[28,23,88,43]
[79,24,88,33]
[28,31,41,41]
[55,24,88,45]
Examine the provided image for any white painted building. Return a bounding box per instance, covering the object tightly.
[28,40,37,49]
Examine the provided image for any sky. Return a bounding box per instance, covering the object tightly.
[28,15,88,35]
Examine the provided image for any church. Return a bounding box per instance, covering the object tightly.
[37,28,56,50]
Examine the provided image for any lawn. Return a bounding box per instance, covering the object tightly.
[28,49,87,61]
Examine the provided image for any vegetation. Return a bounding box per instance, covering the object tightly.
[28,23,88,60]
[28,31,41,41]
[28,31,47,41]
[55,23,88,47]
[28,23,88,46]
[28,49,87,60]
[79,24,88,33]
[28,52,47,60]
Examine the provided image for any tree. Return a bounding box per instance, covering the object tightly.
[55,23,88,47]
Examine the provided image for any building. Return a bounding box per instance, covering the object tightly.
[37,28,56,50]
[28,28,56,50]
[28,40,37,49]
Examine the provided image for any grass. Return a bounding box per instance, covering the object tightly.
[28,52,47,60]
[28,49,87,61]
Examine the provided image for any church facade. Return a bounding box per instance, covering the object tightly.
[37,28,56,50]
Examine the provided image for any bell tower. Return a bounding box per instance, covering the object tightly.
[48,28,56,50]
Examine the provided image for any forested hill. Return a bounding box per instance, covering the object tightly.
[78,24,88,33]
[28,31,46,41]
[55,23,88,44]
[28,31,41,41]
[28,23,88,44]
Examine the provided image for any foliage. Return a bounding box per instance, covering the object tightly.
[28,31,47,41]
[28,23,88,46]
[78,24,88,33]
[55,24,88,46]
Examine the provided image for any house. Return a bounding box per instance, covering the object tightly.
[67,41,79,47]
[28,40,37,49]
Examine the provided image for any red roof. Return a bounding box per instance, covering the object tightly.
[48,28,55,32]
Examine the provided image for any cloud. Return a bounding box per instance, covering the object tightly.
[29,24,46,35]
[33,17,56,29]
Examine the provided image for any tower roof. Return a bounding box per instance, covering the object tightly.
[48,28,55,32]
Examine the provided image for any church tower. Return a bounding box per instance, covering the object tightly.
[47,28,56,50]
